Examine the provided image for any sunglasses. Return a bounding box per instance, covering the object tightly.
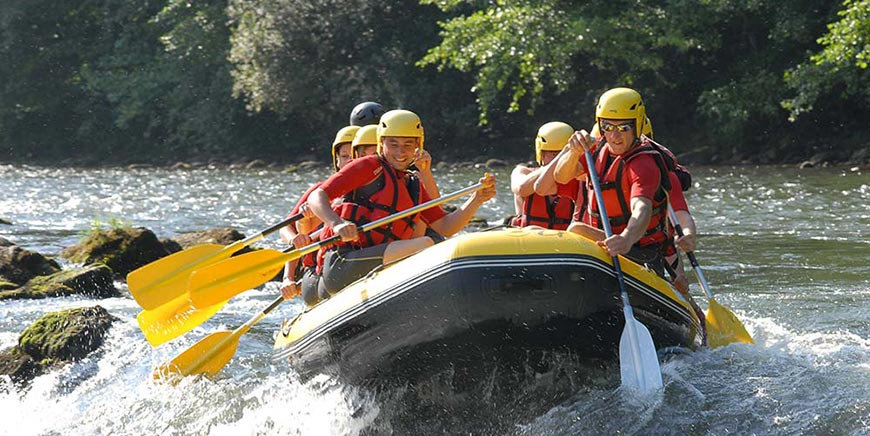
[600,121,634,133]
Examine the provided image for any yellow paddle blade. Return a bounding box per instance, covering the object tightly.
[127,243,235,310]
[137,293,227,347]
[188,248,292,309]
[706,298,754,348]
[153,330,240,383]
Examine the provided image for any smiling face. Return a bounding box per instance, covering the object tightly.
[380,136,419,171]
[600,119,637,155]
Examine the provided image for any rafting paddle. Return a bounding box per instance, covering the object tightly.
[128,212,305,310]
[667,204,753,348]
[154,295,286,382]
[136,227,323,347]
[584,150,663,394]
[188,182,485,309]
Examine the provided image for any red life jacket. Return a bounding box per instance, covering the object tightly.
[513,193,574,230]
[583,137,669,248]
[317,157,422,269]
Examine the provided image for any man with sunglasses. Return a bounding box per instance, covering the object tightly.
[554,87,671,277]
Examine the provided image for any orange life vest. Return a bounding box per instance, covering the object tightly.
[317,157,422,262]
[513,193,574,230]
[583,137,669,248]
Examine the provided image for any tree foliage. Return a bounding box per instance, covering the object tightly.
[783,0,870,121]
[1,0,869,165]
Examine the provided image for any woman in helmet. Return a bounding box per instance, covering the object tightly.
[308,109,496,296]
[554,87,671,276]
[509,121,580,230]
[279,125,360,305]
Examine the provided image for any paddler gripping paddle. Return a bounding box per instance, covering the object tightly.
[667,204,753,347]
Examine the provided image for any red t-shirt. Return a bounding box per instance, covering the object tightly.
[667,172,688,212]
[320,156,447,224]
[554,178,580,200]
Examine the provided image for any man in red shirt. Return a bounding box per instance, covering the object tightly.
[554,88,669,276]
[308,109,496,296]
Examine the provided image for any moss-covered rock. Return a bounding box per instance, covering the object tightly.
[0,264,118,301]
[60,227,170,279]
[0,306,118,383]
[18,306,118,362]
[0,217,11,225]
[0,245,61,286]
[0,347,39,382]
[0,279,17,291]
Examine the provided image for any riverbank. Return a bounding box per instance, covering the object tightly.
[3,150,869,172]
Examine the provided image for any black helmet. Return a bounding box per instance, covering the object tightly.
[349,101,385,126]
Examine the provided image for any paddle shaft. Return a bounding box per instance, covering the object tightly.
[128,211,304,310]
[583,151,636,317]
[268,182,484,263]
[188,182,485,308]
[283,181,484,254]
[161,295,285,379]
[667,204,714,299]
[585,149,663,392]
[236,211,304,247]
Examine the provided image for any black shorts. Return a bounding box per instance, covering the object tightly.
[318,244,388,296]
[625,243,665,278]
[300,266,326,306]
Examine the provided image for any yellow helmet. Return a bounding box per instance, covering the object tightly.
[376,109,424,154]
[595,87,646,137]
[591,115,652,140]
[332,125,360,170]
[535,121,574,165]
[352,124,378,158]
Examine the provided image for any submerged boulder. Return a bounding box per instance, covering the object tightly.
[0,264,118,301]
[60,227,170,279]
[0,245,61,286]
[0,306,118,383]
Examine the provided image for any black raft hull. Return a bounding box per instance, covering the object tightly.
[273,227,703,389]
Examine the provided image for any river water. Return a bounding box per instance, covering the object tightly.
[0,163,868,435]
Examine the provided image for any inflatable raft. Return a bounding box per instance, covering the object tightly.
[272,227,703,389]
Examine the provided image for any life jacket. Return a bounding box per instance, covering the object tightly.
[317,156,423,269]
[642,138,693,256]
[583,136,671,248]
[513,192,574,230]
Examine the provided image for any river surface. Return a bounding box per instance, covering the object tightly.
[0,163,868,435]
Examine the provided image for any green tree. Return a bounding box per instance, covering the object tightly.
[227,0,483,158]
[0,0,128,160]
[419,0,846,162]
[783,0,870,121]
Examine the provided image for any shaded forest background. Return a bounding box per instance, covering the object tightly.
[1,0,869,166]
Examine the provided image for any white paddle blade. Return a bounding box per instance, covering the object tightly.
[619,317,663,394]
